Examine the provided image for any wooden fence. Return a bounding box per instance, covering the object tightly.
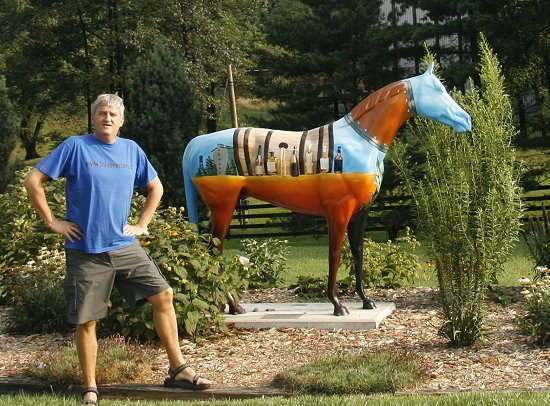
[221,185,550,240]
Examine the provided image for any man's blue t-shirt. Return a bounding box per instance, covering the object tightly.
[36,134,158,253]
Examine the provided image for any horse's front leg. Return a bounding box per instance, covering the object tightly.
[326,211,353,316]
[209,199,246,315]
[347,208,376,309]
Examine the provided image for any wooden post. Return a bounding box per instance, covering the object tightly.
[228,64,238,128]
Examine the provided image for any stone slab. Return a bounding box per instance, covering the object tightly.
[224,301,395,330]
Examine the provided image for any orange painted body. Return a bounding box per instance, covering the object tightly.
[193,173,377,240]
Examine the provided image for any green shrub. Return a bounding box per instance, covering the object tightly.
[0,167,65,303]
[517,267,550,346]
[292,275,327,298]
[339,228,422,289]
[239,238,289,288]
[393,39,523,347]
[523,206,550,268]
[27,335,151,387]
[103,199,249,340]
[6,245,70,334]
[1,169,248,339]
[273,351,427,395]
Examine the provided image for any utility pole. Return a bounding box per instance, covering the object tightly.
[228,64,238,128]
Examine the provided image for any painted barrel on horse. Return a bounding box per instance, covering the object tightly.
[182,63,471,316]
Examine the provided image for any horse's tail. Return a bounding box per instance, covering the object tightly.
[182,141,200,227]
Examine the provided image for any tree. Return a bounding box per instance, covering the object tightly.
[393,0,550,140]
[124,42,201,206]
[258,0,395,131]
[0,0,112,158]
[0,76,19,191]
[0,0,268,156]
[137,0,270,132]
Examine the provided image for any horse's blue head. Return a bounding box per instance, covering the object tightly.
[406,63,472,133]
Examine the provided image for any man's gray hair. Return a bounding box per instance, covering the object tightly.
[91,94,125,117]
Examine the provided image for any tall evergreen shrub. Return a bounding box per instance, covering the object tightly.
[124,42,201,206]
[0,76,19,191]
[393,36,523,346]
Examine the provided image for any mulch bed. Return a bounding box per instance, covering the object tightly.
[1,287,549,394]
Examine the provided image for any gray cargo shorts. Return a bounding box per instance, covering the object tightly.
[64,240,170,324]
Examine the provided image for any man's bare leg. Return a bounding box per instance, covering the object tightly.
[76,320,98,403]
[148,288,212,385]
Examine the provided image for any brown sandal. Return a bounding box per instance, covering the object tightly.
[163,363,211,391]
[81,387,99,405]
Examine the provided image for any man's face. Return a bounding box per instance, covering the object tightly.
[91,104,124,140]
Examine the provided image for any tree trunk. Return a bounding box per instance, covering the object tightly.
[516,97,528,140]
[207,82,217,133]
[78,7,93,133]
[24,143,40,160]
[23,119,44,160]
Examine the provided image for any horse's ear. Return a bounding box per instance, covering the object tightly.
[424,62,435,76]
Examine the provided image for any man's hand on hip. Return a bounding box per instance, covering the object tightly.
[49,219,83,243]
[123,224,149,236]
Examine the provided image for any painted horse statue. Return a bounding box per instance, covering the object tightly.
[182,63,471,316]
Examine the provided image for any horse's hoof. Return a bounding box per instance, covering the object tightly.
[363,300,377,309]
[333,306,349,316]
[229,305,246,315]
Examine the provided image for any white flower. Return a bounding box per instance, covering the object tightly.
[238,256,250,266]
[518,277,531,285]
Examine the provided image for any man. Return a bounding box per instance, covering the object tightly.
[24,94,212,405]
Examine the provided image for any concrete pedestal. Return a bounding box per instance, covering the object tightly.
[224,301,395,330]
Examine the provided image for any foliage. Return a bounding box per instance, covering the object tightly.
[292,275,327,298]
[394,0,550,141]
[259,0,395,130]
[239,238,289,288]
[339,228,422,289]
[392,37,523,347]
[273,351,427,395]
[487,287,513,307]
[0,0,269,150]
[1,168,248,339]
[0,167,65,304]
[5,244,69,334]
[522,206,550,268]
[27,335,152,387]
[0,75,18,191]
[103,197,249,340]
[517,267,550,347]
[124,41,201,206]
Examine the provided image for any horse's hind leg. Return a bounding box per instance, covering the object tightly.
[347,208,376,309]
[326,209,354,316]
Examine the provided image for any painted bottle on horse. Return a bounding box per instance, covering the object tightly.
[182,63,471,316]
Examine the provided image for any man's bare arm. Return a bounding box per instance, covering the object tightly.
[23,168,83,243]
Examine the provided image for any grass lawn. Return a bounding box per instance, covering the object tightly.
[1,391,548,405]
[222,232,535,289]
